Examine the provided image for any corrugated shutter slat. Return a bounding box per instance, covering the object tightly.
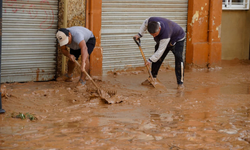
[2,0,58,82]
[101,0,188,74]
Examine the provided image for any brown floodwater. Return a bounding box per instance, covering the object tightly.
[0,59,250,150]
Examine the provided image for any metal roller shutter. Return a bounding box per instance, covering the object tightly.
[2,0,58,83]
[101,0,188,74]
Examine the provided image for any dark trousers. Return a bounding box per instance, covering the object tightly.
[151,40,185,85]
[70,36,96,60]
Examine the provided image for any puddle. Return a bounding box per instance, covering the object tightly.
[220,84,250,94]
[91,106,149,126]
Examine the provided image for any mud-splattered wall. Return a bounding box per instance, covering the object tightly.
[57,0,86,77]
[186,0,222,68]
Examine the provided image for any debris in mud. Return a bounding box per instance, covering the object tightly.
[243,138,250,144]
[1,84,8,97]
[87,88,123,104]
[107,90,117,97]
[219,129,238,135]
[168,144,181,150]
[102,94,124,104]
[11,112,38,121]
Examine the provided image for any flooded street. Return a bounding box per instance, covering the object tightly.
[0,59,250,150]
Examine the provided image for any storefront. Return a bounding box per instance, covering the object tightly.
[1,0,58,82]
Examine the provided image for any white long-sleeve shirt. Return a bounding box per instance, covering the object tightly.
[138,17,185,62]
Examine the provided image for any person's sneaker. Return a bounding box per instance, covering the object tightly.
[56,74,73,82]
[76,79,87,89]
[177,84,184,90]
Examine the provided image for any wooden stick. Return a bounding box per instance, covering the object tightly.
[74,60,100,90]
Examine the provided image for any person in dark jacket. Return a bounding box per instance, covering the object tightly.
[134,17,185,89]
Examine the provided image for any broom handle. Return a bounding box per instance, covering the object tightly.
[74,60,100,89]
[133,37,154,79]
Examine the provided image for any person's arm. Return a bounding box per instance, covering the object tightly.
[61,45,75,61]
[134,18,149,40]
[149,38,170,62]
[79,40,89,72]
[60,45,70,57]
[138,18,149,37]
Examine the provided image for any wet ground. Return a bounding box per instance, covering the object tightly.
[0,59,250,150]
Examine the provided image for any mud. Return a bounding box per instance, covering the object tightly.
[0,59,250,150]
[1,85,7,98]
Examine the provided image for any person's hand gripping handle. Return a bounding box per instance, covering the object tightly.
[133,37,154,79]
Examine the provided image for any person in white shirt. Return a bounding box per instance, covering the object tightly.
[134,17,185,89]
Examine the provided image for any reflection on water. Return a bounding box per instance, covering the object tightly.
[220,84,250,94]
[176,84,250,98]
[92,106,149,126]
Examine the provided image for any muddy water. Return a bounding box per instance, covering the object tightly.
[1,60,250,150]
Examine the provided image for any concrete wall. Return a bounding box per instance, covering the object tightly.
[221,10,250,60]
